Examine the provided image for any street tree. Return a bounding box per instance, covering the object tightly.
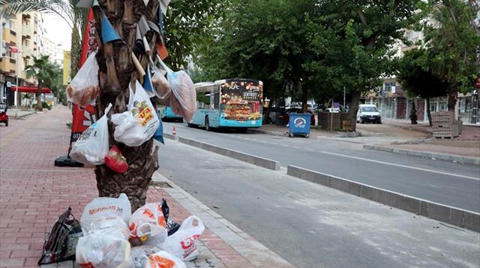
[1,0,88,75]
[24,55,58,110]
[307,0,423,131]
[396,48,449,126]
[422,0,480,112]
[197,0,317,117]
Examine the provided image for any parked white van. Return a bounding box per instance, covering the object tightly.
[357,104,381,124]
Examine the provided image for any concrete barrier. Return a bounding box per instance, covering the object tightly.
[287,165,480,232]
[364,144,480,166]
[177,137,280,170]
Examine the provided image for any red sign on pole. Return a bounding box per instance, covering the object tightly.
[476,78,480,89]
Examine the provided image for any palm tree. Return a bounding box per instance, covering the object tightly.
[24,55,57,110]
[1,0,88,75]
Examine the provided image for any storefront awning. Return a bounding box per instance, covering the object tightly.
[10,86,52,94]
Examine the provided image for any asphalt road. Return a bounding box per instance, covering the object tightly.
[156,140,480,268]
[163,122,480,212]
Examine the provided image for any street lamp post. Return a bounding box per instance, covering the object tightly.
[15,51,19,119]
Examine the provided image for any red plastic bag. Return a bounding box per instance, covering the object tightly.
[105,146,128,173]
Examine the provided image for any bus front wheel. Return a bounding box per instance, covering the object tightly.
[205,116,211,131]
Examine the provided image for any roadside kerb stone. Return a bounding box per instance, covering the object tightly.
[287,165,480,232]
[364,144,480,166]
[177,137,280,170]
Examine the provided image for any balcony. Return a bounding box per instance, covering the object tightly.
[22,45,32,57]
[22,25,32,38]
[0,57,17,75]
[2,29,17,45]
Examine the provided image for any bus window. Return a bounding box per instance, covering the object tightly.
[214,92,220,109]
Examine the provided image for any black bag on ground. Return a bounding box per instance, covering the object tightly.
[161,198,181,236]
[38,207,83,265]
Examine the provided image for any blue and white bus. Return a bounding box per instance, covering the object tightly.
[158,106,183,122]
[189,78,263,131]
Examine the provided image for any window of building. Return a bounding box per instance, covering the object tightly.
[384,82,396,92]
[439,98,447,111]
[8,20,14,29]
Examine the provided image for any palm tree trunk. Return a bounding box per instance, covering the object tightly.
[36,83,43,110]
[93,0,160,211]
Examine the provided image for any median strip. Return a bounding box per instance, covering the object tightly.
[287,165,480,232]
[164,134,280,170]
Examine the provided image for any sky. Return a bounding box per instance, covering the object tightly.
[43,12,72,51]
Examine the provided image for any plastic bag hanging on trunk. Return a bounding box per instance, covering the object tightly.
[70,103,112,165]
[66,51,100,107]
[111,81,160,147]
[157,56,196,122]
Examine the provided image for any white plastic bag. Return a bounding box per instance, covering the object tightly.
[130,245,162,268]
[76,228,133,268]
[145,251,186,268]
[129,203,168,245]
[157,56,196,122]
[71,103,112,165]
[81,193,132,234]
[66,51,100,106]
[86,215,130,240]
[111,81,160,147]
[162,216,204,262]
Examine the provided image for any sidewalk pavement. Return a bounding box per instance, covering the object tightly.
[257,119,480,163]
[0,106,293,268]
[6,109,36,119]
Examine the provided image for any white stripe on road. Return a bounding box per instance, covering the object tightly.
[321,151,480,181]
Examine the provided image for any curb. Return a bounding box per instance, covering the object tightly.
[152,172,295,268]
[364,144,480,166]
[287,165,480,233]
[176,136,280,170]
[250,128,286,136]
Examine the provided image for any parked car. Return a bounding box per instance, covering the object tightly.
[357,104,381,124]
[284,108,316,126]
[0,104,8,127]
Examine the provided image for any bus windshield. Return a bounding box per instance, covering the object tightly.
[220,79,263,121]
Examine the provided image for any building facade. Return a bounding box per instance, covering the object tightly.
[366,29,479,125]
[0,11,52,108]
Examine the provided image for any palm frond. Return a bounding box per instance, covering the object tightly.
[1,0,74,29]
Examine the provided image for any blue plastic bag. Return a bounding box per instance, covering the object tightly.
[154,118,164,144]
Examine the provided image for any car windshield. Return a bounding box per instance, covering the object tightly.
[361,106,378,112]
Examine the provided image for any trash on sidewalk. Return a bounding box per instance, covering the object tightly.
[162,215,205,262]
[80,193,132,234]
[66,51,100,107]
[70,104,112,165]
[105,145,129,173]
[38,208,83,265]
[43,194,205,267]
[129,203,168,246]
[111,81,160,147]
[145,251,186,268]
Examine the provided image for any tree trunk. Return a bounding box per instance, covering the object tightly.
[348,90,361,131]
[71,23,81,77]
[447,86,457,113]
[301,82,308,113]
[426,97,432,127]
[409,99,417,124]
[93,0,160,211]
[36,83,43,110]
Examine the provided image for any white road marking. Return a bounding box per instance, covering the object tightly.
[321,151,480,181]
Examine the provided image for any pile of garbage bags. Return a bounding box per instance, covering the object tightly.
[75,194,204,268]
